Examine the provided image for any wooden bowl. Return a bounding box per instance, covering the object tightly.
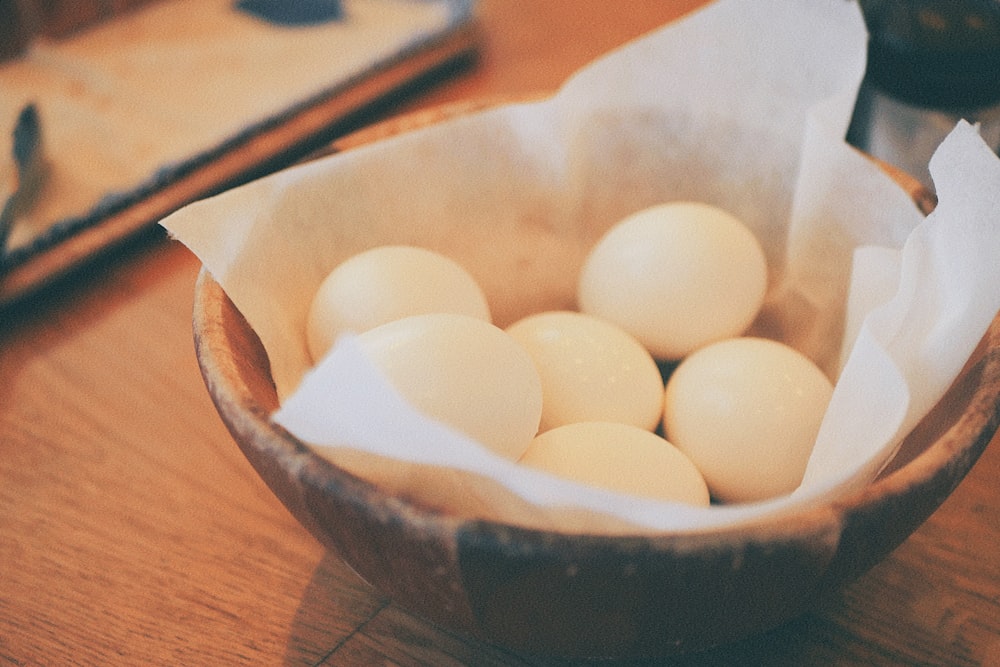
[191,105,1000,659]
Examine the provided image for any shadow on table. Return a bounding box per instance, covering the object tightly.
[284,551,852,666]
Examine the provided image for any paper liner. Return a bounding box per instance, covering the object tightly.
[163,0,1000,534]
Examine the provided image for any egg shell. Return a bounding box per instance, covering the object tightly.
[663,337,834,503]
[519,421,710,506]
[357,312,542,461]
[577,202,768,360]
[307,245,491,362]
[506,310,664,432]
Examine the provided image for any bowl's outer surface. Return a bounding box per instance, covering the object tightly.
[193,268,1000,658]
[189,98,1000,659]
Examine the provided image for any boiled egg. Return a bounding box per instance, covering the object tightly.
[519,421,710,505]
[577,202,767,360]
[506,310,664,432]
[307,245,490,362]
[662,337,833,503]
[357,312,542,461]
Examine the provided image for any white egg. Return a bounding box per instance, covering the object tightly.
[357,313,542,461]
[506,310,664,433]
[519,421,710,506]
[577,202,768,360]
[662,337,834,503]
[307,245,491,362]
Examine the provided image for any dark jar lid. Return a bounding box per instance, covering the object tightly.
[861,0,1000,109]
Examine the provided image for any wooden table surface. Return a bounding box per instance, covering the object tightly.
[3,2,1000,665]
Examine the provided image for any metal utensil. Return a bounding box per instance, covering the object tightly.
[0,103,47,260]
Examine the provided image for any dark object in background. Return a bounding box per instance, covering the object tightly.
[0,1,33,59]
[235,0,343,26]
[849,0,1000,191]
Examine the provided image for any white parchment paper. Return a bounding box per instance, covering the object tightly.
[162,0,1000,534]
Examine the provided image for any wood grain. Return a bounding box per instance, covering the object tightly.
[1,1,999,665]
